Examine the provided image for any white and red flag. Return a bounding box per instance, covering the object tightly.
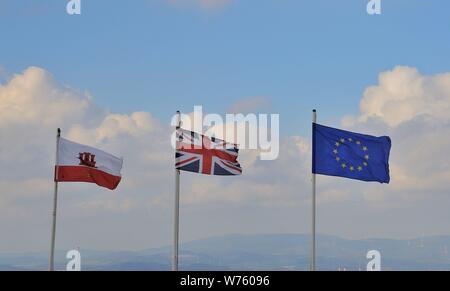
[54,138,123,190]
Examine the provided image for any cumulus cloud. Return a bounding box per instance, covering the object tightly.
[341,66,450,204]
[0,67,166,182]
[67,112,161,145]
[0,67,99,128]
[0,67,174,251]
[348,66,450,127]
[2,65,450,253]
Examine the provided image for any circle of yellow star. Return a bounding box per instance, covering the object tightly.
[333,139,369,172]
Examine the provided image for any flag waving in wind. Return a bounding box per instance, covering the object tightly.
[55,138,123,190]
[176,128,242,176]
[313,123,391,183]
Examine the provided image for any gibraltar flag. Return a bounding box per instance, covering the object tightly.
[55,138,123,190]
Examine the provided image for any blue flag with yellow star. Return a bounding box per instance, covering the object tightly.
[313,123,391,183]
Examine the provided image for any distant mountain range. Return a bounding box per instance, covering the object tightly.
[1,234,450,271]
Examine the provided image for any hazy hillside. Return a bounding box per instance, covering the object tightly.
[1,234,450,271]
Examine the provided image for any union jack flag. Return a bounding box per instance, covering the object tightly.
[175,128,242,176]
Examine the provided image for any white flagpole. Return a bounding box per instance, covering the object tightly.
[173,111,181,271]
[49,128,61,271]
[311,110,317,271]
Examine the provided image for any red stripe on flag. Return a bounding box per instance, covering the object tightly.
[175,156,197,167]
[55,166,121,190]
[220,160,242,173]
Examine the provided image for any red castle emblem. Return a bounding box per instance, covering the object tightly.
[78,152,97,168]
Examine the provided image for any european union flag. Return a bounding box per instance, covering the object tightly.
[313,123,391,183]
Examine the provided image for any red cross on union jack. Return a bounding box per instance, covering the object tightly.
[175,129,242,176]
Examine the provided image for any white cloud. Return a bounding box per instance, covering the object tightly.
[341,66,450,203]
[0,67,100,128]
[67,112,161,145]
[348,66,450,127]
[0,67,174,251]
[2,65,450,253]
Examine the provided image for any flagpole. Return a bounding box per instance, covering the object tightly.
[311,110,317,271]
[49,128,61,271]
[173,111,181,271]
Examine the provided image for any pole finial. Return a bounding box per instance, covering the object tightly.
[176,111,181,129]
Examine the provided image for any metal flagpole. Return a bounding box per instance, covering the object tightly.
[173,111,181,271]
[49,128,61,271]
[311,110,317,271]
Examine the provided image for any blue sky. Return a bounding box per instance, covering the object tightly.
[1,0,449,136]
